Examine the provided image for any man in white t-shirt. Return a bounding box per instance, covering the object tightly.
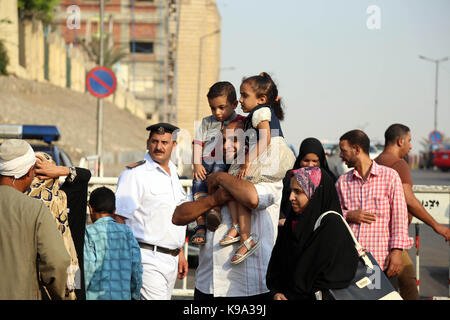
[172,121,283,299]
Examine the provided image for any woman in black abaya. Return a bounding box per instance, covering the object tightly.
[279,138,337,227]
[266,167,358,300]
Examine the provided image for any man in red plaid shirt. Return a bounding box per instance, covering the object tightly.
[335,130,413,287]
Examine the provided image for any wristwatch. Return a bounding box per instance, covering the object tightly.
[67,166,77,183]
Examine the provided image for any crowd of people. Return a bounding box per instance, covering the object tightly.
[0,72,449,300]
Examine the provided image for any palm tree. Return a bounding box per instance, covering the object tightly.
[78,32,128,69]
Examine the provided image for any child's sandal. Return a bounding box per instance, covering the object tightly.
[205,208,222,232]
[190,225,207,246]
[230,235,260,265]
[220,224,240,246]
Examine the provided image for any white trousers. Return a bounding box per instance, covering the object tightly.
[139,248,178,300]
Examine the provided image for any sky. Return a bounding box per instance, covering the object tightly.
[216,0,450,153]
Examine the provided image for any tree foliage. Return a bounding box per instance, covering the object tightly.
[0,40,9,75]
[18,0,60,24]
[78,33,128,69]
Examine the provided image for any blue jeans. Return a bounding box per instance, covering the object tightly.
[192,159,228,200]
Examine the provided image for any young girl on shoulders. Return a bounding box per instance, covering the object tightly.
[223,72,295,264]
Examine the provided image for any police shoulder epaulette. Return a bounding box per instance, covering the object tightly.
[126,160,146,169]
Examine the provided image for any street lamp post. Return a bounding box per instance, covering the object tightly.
[196,29,220,121]
[418,55,449,131]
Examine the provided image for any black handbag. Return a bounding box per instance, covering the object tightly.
[313,211,402,300]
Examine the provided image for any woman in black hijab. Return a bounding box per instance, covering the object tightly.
[279,138,336,226]
[266,167,358,300]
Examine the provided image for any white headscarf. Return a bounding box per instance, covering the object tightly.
[0,139,36,179]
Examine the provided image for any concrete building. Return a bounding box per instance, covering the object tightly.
[176,0,221,138]
[53,0,222,137]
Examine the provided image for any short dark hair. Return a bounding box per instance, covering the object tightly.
[340,129,370,154]
[207,81,237,104]
[384,124,410,146]
[89,187,115,214]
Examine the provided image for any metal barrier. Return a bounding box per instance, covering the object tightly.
[87,178,450,298]
[411,185,450,299]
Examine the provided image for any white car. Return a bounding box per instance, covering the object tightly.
[327,144,382,178]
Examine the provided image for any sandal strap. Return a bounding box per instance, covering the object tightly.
[209,208,221,215]
[193,224,207,233]
[232,224,240,232]
[242,235,254,250]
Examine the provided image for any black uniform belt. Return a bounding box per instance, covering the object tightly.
[138,242,181,257]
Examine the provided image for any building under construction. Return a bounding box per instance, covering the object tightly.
[54,0,221,137]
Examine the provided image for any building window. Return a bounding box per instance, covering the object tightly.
[130,42,154,54]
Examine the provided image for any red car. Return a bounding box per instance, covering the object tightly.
[432,143,450,172]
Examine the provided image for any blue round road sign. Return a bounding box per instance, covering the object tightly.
[428,130,443,144]
[86,67,117,98]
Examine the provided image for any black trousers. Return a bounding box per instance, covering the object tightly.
[194,288,273,301]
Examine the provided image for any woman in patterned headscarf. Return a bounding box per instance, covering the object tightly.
[266,167,358,300]
[26,152,79,300]
[279,137,337,227]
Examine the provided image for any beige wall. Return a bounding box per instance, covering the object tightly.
[176,0,221,138]
[0,0,21,76]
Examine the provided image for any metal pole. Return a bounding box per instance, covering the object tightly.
[415,223,420,296]
[195,38,203,122]
[195,30,220,121]
[173,0,181,126]
[131,0,136,94]
[96,0,105,176]
[433,61,438,132]
[418,55,449,132]
[162,0,169,122]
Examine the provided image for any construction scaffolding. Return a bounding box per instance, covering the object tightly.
[161,0,180,124]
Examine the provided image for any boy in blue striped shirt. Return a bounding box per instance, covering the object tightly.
[84,187,142,300]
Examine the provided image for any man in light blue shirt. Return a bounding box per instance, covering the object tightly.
[84,187,142,300]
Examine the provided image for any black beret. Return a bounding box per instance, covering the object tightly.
[146,123,179,135]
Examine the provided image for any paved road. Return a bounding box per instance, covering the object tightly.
[412,168,450,186]
[174,169,450,299]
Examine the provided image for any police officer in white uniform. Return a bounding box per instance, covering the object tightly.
[115,123,189,300]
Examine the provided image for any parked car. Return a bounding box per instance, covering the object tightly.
[0,124,73,167]
[432,143,450,172]
[327,144,382,178]
[419,143,441,169]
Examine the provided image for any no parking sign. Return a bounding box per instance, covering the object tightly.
[86,67,117,98]
[428,130,443,145]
